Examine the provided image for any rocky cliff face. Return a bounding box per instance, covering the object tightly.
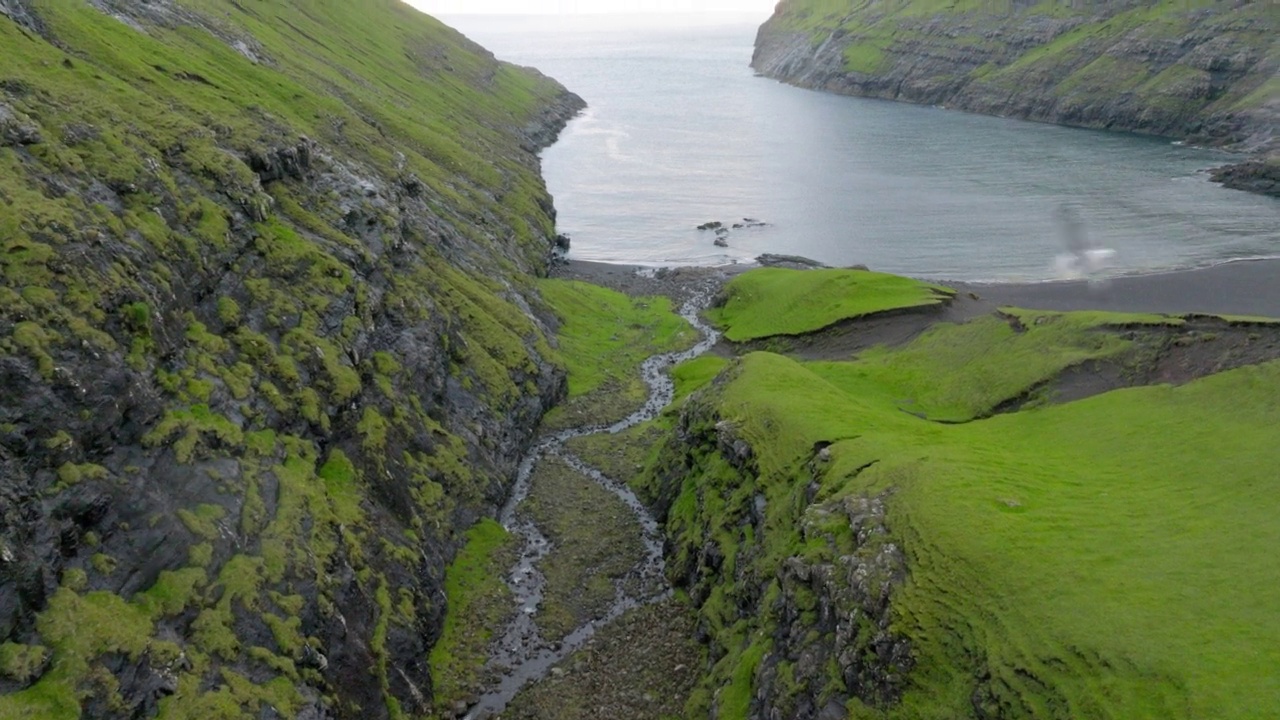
[753,0,1279,194]
[0,1,582,717]
[644,384,912,720]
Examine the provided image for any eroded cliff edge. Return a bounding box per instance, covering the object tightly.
[752,0,1279,196]
[0,1,583,717]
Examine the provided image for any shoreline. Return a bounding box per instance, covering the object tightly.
[556,256,1280,319]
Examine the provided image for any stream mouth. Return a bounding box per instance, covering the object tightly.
[464,283,722,719]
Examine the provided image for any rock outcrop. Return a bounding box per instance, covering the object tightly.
[1210,157,1280,195]
[643,389,912,720]
[0,1,582,717]
[753,0,1279,195]
[0,0,42,35]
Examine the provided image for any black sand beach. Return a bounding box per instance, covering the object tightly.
[556,258,1280,319]
[957,259,1280,318]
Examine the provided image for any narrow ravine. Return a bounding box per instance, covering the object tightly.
[464,285,722,719]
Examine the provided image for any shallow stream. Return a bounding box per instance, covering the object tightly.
[464,286,721,719]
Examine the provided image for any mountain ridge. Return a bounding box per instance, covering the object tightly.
[752,0,1279,196]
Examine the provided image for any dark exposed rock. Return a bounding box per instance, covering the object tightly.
[697,221,723,230]
[648,398,912,719]
[400,172,424,197]
[60,122,99,146]
[0,0,44,36]
[520,80,586,152]
[0,1,584,718]
[762,494,914,714]
[247,137,316,183]
[1209,158,1280,197]
[0,103,41,146]
[756,253,829,269]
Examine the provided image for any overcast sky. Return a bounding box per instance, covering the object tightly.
[404,0,777,14]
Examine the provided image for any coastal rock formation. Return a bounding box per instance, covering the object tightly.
[752,0,1279,195]
[0,1,582,717]
[1210,157,1280,195]
[699,218,770,248]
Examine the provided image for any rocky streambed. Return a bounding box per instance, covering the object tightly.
[462,277,723,719]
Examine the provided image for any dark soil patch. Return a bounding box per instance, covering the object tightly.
[725,292,995,361]
[993,319,1280,415]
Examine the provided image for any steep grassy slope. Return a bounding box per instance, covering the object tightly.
[0,1,582,718]
[644,268,1280,718]
[753,0,1280,193]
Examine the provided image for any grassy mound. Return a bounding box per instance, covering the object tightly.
[702,351,1280,718]
[708,267,952,342]
[651,270,1280,718]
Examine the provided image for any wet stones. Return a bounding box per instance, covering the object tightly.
[553,233,571,261]
[696,218,770,248]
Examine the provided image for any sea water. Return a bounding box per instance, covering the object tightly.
[443,13,1279,282]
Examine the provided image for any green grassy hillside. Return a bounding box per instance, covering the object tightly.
[753,1,1279,166]
[647,267,1280,718]
[0,1,581,717]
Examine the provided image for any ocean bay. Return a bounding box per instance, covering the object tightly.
[448,13,1278,282]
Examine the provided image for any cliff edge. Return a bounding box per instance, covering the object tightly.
[753,0,1279,195]
[0,1,582,717]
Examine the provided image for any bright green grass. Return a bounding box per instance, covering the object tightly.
[1217,314,1280,325]
[537,279,695,429]
[809,310,1176,421]
[690,349,1280,718]
[708,268,952,342]
[427,519,518,712]
[538,279,695,398]
[672,355,729,405]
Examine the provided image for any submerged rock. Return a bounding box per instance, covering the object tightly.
[756,253,829,269]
